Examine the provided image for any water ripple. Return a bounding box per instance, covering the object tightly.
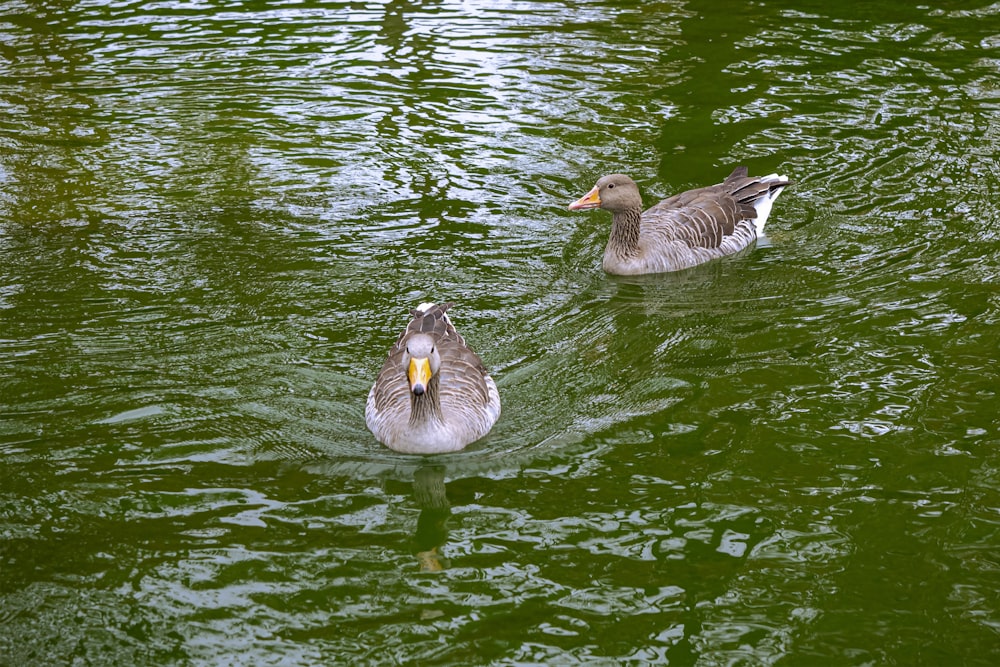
[3,0,1000,664]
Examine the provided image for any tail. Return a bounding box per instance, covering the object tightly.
[750,174,790,236]
[408,302,459,340]
[725,167,792,236]
[413,302,454,325]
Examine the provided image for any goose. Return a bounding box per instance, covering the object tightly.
[568,167,791,275]
[365,302,500,454]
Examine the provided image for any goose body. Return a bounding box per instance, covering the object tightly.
[366,303,500,454]
[568,167,791,275]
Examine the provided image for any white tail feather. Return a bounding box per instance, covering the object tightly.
[416,302,452,325]
[751,174,789,236]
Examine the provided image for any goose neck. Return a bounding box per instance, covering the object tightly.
[409,376,444,424]
[608,208,642,258]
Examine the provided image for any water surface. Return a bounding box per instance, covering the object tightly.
[2,0,999,664]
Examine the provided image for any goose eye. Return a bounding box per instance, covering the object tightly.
[607,183,615,189]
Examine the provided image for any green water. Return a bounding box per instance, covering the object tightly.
[2,0,999,664]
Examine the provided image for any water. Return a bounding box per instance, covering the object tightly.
[2,0,999,664]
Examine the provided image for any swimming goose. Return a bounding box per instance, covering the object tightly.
[365,303,500,454]
[568,167,791,275]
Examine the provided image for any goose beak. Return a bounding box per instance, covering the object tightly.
[408,356,433,395]
[568,185,601,211]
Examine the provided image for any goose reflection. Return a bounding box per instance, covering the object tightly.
[411,464,451,572]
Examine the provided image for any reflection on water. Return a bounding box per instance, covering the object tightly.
[411,465,451,572]
[2,0,1000,663]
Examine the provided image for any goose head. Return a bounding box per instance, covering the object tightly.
[402,333,440,396]
[568,174,642,213]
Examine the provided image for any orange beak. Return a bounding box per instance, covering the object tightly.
[408,356,433,395]
[568,185,602,211]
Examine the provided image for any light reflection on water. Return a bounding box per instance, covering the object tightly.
[2,0,1000,663]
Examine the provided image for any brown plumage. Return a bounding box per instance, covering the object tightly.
[568,167,792,275]
[365,303,500,454]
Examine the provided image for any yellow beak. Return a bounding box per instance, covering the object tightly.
[408,356,433,395]
[568,185,602,211]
